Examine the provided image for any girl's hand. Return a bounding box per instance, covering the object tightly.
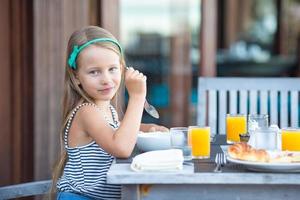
[141,123,169,132]
[125,67,147,100]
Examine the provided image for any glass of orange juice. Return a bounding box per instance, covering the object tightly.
[281,128,300,151]
[188,126,210,159]
[226,114,247,144]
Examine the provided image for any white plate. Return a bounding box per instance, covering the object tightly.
[220,145,300,172]
[220,145,229,153]
[226,156,300,172]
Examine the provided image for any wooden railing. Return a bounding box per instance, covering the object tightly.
[0,180,51,199]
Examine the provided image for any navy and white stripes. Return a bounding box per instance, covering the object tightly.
[57,103,121,199]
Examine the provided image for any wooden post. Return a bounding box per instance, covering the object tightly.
[224,0,238,50]
[33,0,89,180]
[0,0,13,185]
[275,0,288,55]
[0,0,34,185]
[170,33,192,127]
[99,0,120,39]
[200,0,217,77]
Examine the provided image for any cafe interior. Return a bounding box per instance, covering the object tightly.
[1,0,300,198]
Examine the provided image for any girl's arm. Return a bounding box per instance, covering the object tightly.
[79,68,146,158]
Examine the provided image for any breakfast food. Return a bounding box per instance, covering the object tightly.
[269,152,300,163]
[228,142,300,163]
[290,153,300,162]
[228,142,269,162]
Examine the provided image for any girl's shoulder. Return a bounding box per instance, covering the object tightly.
[72,103,109,126]
[73,103,100,117]
[71,102,98,115]
[70,103,117,141]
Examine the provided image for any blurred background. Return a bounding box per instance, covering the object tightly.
[1,0,300,187]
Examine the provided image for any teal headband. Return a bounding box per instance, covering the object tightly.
[68,38,123,69]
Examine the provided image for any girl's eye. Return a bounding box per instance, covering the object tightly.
[89,70,100,75]
[109,67,119,72]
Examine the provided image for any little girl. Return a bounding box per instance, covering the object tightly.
[53,26,168,199]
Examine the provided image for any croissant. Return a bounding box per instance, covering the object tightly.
[228,142,269,162]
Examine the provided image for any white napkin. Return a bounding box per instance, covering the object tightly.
[131,149,184,172]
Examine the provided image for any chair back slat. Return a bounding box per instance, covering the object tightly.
[280,91,288,128]
[249,90,258,114]
[198,86,206,127]
[239,90,247,114]
[208,90,217,135]
[229,90,237,114]
[291,91,299,127]
[260,91,268,115]
[270,90,278,125]
[218,90,227,135]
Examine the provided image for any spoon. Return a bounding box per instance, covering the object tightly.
[126,66,160,119]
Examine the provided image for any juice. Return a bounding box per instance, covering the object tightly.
[282,129,300,151]
[226,114,247,143]
[188,127,210,158]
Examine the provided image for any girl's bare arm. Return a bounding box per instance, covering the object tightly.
[79,68,146,158]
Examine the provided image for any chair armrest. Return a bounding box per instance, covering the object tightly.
[0,179,51,199]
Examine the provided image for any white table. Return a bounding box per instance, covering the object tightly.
[107,159,300,200]
[108,136,300,200]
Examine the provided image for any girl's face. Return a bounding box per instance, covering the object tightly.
[76,45,122,104]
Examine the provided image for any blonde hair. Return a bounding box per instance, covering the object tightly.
[51,26,126,196]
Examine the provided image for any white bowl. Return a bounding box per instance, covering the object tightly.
[136,132,171,152]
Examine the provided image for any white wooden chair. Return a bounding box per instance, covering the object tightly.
[197,77,300,135]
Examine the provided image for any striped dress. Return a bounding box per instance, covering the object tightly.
[57,103,121,199]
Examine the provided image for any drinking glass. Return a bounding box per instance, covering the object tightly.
[226,114,247,143]
[281,128,300,151]
[254,127,277,150]
[188,126,210,159]
[170,127,192,161]
[248,114,269,134]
